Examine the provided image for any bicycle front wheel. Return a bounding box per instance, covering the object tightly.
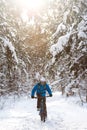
[40,112,46,122]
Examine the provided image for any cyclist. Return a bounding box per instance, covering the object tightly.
[31,77,52,115]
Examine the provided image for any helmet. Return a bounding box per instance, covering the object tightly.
[40,77,46,82]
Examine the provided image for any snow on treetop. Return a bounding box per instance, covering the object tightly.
[78,16,87,32]
[50,33,71,57]
[1,37,18,64]
[77,15,87,39]
[72,6,79,14]
[78,31,87,39]
[63,10,70,24]
[52,23,66,38]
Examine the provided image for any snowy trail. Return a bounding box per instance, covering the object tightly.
[0,92,87,130]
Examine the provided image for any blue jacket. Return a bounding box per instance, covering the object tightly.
[31,83,52,97]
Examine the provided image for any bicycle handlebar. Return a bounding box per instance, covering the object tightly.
[34,96,50,98]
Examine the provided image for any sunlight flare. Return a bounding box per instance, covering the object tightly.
[18,0,45,10]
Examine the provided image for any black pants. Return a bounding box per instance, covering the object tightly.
[37,94,47,116]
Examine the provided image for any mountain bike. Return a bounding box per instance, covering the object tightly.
[34,96,49,122]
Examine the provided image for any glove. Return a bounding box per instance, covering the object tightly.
[50,94,52,97]
[31,96,34,98]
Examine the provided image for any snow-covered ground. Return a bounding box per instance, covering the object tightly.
[0,92,87,130]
